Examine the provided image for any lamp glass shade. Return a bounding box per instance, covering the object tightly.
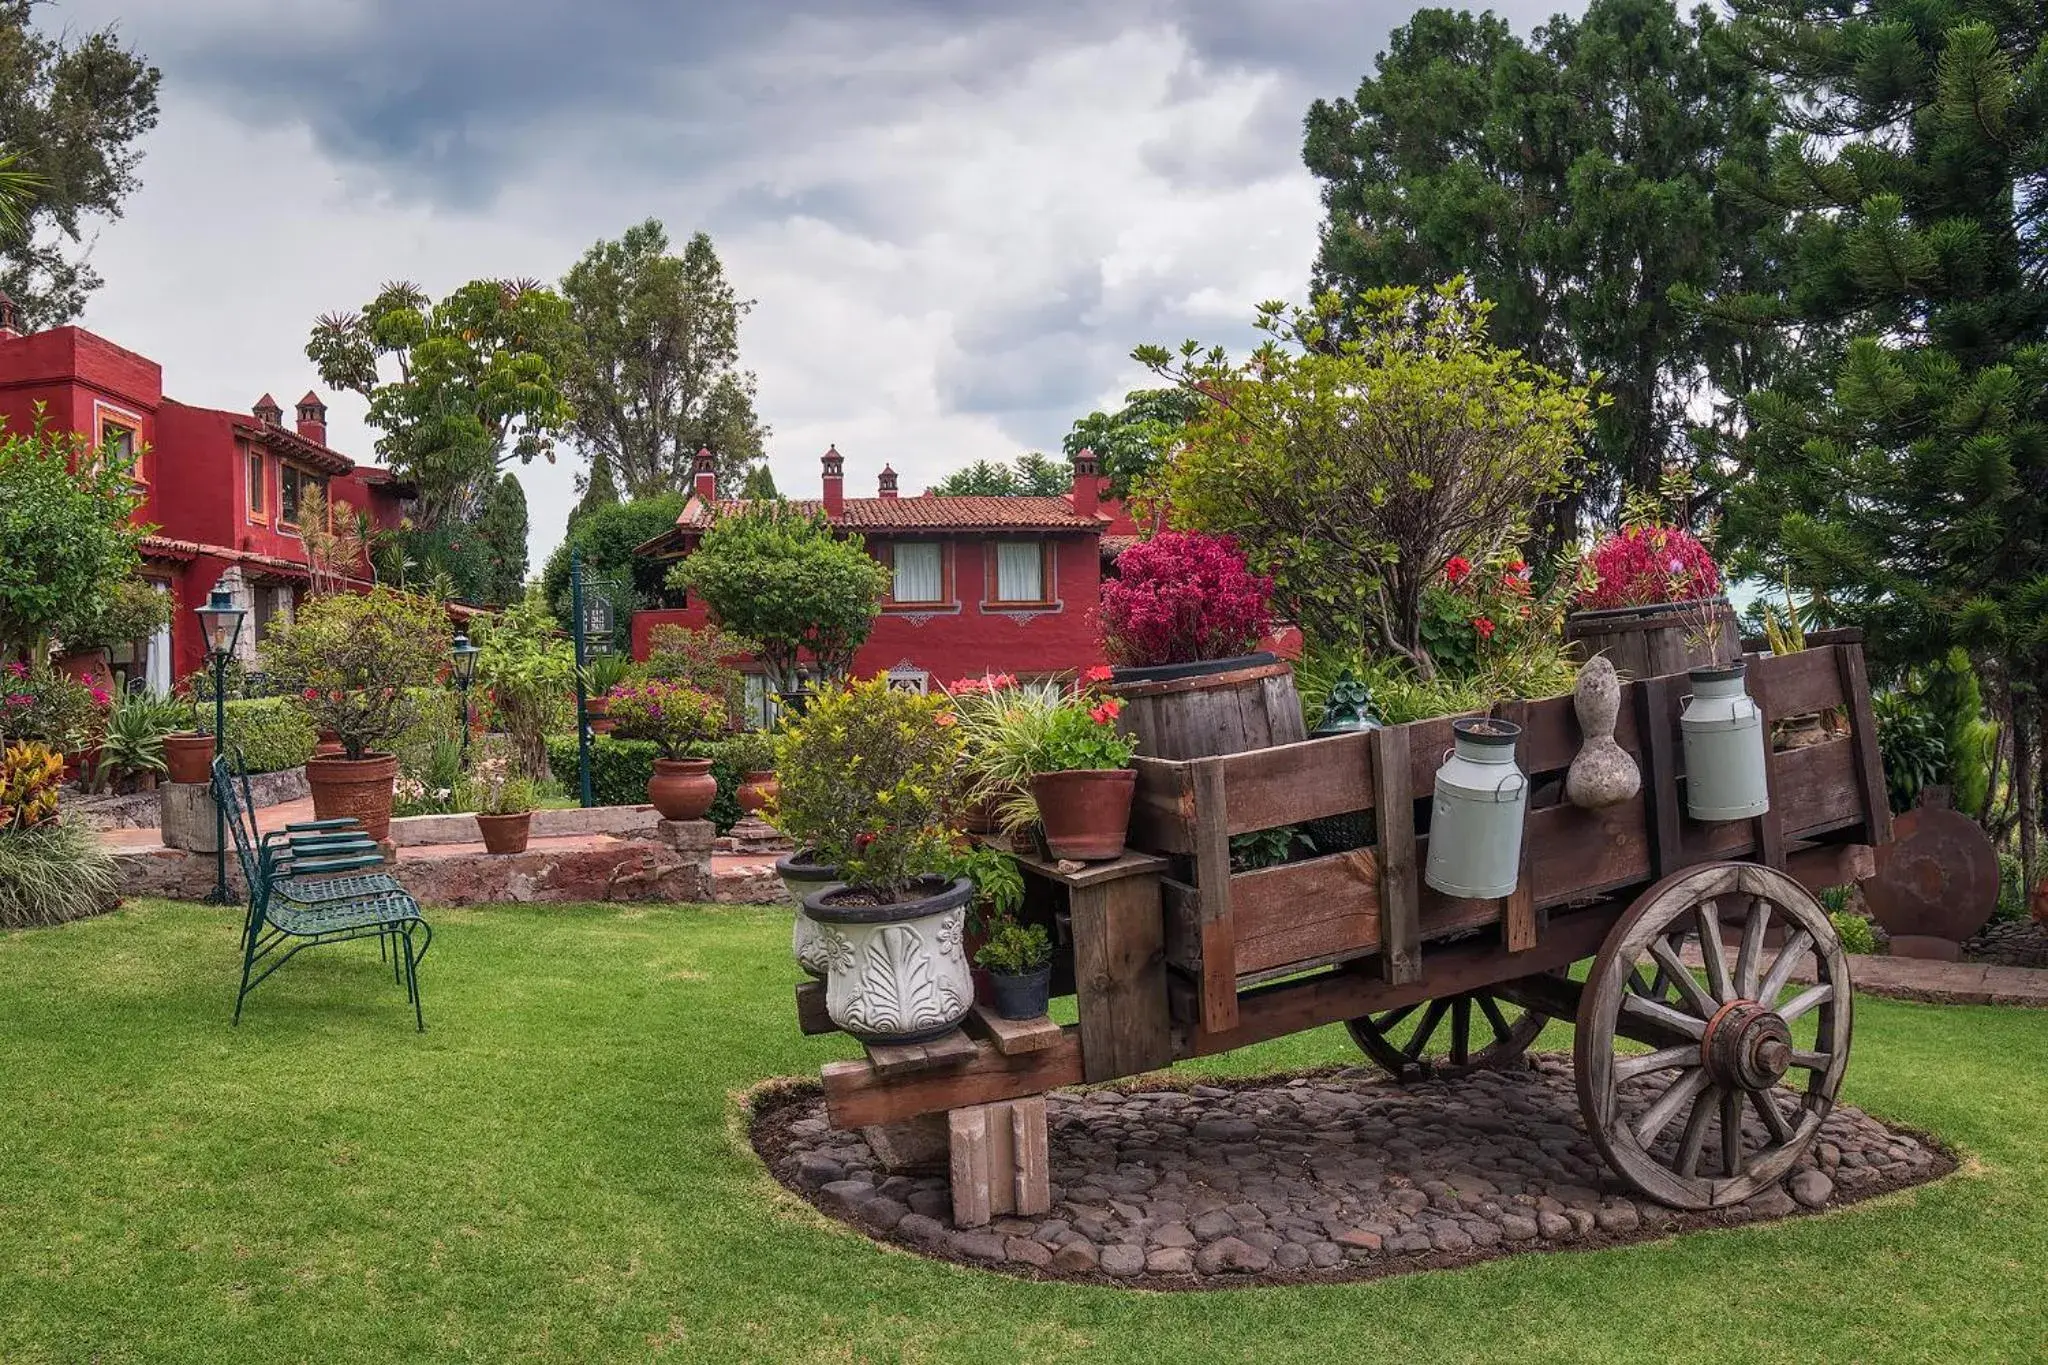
[450,634,481,685]
[196,588,246,659]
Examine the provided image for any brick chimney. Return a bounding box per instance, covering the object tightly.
[253,393,283,426]
[821,444,845,517]
[295,391,328,445]
[1070,447,1100,518]
[878,463,899,498]
[0,290,18,341]
[693,447,717,504]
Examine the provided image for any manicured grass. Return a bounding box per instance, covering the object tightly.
[1,899,2044,1364]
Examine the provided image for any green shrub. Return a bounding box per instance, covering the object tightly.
[1830,909,1878,956]
[975,921,1052,974]
[0,820,120,928]
[1872,689,1947,814]
[1996,852,2042,923]
[202,697,317,774]
[545,731,768,833]
[391,688,462,782]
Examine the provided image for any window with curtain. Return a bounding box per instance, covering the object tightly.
[993,541,1045,603]
[892,542,943,603]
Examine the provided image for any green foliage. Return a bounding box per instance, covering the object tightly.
[0,819,117,928]
[85,692,173,791]
[473,588,575,777]
[559,219,768,499]
[1830,909,1879,956]
[259,588,451,760]
[456,741,539,817]
[716,726,775,774]
[604,679,725,760]
[937,843,1024,936]
[306,277,574,528]
[546,734,660,808]
[1062,387,1202,502]
[540,492,687,647]
[671,503,888,691]
[1995,851,2043,922]
[772,678,963,895]
[0,660,104,750]
[469,474,530,606]
[581,652,636,695]
[1141,282,1599,672]
[974,921,1052,975]
[739,464,779,500]
[0,416,148,661]
[931,453,1070,497]
[1030,700,1139,774]
[199,697,317,775]
[62,577,170,653]
[0,5,160,328]
[1230,825,1316,872]
[642,622,754,715]
[394,729,464,818]
[1873,689,1950,815]
[0,739,62,829]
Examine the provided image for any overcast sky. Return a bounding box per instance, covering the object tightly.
[57,0,1561,568]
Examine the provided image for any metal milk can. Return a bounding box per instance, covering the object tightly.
[1423,717,1528,899]
[1680,661,1770,821]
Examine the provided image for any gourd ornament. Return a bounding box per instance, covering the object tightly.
[1565,656,1640,809]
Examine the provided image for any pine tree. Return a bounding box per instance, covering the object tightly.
[1713,0,2048,865]
[473,473,530,606]
[740,463,780,500]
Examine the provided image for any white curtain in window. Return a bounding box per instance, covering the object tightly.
[893,542,943,602]
[995,541,1042,602]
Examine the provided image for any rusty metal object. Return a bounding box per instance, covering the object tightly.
[1862,803,1998,951]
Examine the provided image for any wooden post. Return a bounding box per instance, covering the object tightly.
[1189,760,1240,1031]
[1067,865,1173,1082]
[1635,675,1684,878]
[1747,661,1788,871]
[947,1096,1050,1229]
[1372,724,1421,983]
[1495,700,1539,953]
[1836,643,1894,850]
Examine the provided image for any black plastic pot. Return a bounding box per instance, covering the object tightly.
[988,964,1052,1021]
[1107,650,1277,686]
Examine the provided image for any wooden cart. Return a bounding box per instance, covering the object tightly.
[800,633,1891,1219]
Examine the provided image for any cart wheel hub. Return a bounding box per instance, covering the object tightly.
[1700,1000,1792,1091]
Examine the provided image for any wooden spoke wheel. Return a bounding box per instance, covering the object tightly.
[1347,981,1552,1081]
[1575,862,1852,1209]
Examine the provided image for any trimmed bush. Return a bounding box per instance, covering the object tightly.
[202,698,317,774]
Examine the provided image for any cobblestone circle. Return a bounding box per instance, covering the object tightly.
[755,1056,1950,1288]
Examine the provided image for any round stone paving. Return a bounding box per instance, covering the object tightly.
[754,1056,1950,1287]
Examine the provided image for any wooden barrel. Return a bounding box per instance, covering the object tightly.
[1564,598,1740,680]
[1106,653,1306,761]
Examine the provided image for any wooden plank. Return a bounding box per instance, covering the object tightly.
[1748,663,1789,871]
[1010,1096,1051,1217]
[795,979,834,1035]
[1372,724,1422,984]
[1496,699,1539,953]
[1014,848,1169,890]
[963,1003,1064,1055]
[1516,685,1640,777]
[1190,759,1240,1032]
[1836,643,1894,849]
[864,1028,976,1078]
[1636,674,1684,878]
[1214,732,1375,833]
[1069,872,1173,1082]
[1752,645,1847,720]
[1785,839,1874,894]
[948,1106,993,1227]
[821,1029,1085,1128]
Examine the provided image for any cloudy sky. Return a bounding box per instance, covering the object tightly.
[58,0,1561,568]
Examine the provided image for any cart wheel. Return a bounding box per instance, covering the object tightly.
[1575,862,1852,1209]
[1347,981,1552,1081]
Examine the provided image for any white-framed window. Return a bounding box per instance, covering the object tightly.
[886,667,930,695]
[891,541,944,603]
[992,540,1048,604]
[743,674,774,730]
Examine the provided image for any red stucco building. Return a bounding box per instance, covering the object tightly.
[0,308,408,689]
[633,447,1146,719]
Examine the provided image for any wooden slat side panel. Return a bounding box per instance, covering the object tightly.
[1836,643,1894,848]
[1515,686,1641,777]
[1225,850,1381,976]
[1069,873,1172,1083]
[1214,731,1376,833]
[1751,645,1848,719]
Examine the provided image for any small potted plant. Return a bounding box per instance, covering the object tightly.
[459,742,540,854]
[581,653,635,735]
[723,728,778,815]
[604,679,726,820]
[1007,677,1140,861]
[1567,522,1737,678]
[774,677,972,1043]
[160,689,214,785]
[975,919,1053,1020]
[940,842,1026,1004]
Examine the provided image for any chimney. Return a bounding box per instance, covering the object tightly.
[295,390,328,445]
[821,444,845,517]
[878,463,899,498]
[693,446,717,504]
[253,393,283,426]
[0,290,18,341]
[1070,447,1101,518]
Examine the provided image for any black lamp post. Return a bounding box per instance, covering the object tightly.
[450,633,481,764]
[196,587,246,905]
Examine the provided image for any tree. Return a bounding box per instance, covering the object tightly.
[1710,0,2048,870]
[559,219,768,500]
[471,473,529,607]
[1061,387,1202,500]
[540,492,687,649]
[1302,0,1786,536]
[306,278,574,529]
[669,504,889,691]
[1139,283,1600,672]
[739,463,780,500]
[930,452,1069,496]
[0,415,146,663]
[0,3,159,329]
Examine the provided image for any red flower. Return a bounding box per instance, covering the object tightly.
[935,711,957,727]
[1472,616,1497,640]
[302,687,320,701]
[1081,665,1115,685]
[1445,556,1473,584]
[1088,697,1124,725]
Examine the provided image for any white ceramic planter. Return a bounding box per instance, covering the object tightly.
[805,876,975,1044]
[1423,717,1529,899]
[1681,662,1770,821]
[775,852,840,979]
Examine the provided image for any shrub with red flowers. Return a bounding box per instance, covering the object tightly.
[1418,552,1584,684]
[1098,530,1274,667]
[604,679,727,759]
[1576,525,1721,611]
[0,660,108,751]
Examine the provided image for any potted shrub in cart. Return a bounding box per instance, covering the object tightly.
[1566,522,1738,678]
[260,588,449,842]
[1010,677,1140,861]
[1099,530,1301,761]
[605,679,726,819]
[773,677,973,1044]
[976,919,1053,1020]
[459,742,539,855]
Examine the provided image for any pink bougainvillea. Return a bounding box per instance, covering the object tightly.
[1098,531,1275,667]
[1577,525,1721,610]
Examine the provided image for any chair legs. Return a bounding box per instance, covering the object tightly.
[401,927,425,1032]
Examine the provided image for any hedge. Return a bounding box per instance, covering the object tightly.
[200,697,317,774]
[545,733,756,832]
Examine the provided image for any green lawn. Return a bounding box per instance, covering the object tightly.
[1,900,2044,1364]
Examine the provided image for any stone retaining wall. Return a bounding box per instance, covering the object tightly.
[71,767,309,832]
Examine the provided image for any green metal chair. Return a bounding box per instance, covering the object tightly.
[212,753,434,1030]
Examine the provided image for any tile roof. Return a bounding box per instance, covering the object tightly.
[232,418,355,476]
[671,494,1106,533]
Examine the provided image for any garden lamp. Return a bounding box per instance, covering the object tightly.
[450,634,481,763]
[195,587,246,905]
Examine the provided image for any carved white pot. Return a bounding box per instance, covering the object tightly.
[805,876,975,1045]
[776,851,840,979]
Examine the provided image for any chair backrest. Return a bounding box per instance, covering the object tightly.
[208,751,265,902]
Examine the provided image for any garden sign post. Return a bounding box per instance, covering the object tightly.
[569,551,615,810]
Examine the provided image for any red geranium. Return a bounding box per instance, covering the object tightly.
[1472,616,1497,640]
[1445,555,1473,584]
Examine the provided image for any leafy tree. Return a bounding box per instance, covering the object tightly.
[1139,283,1600,673]
[0,3,159,328]
[1061,387,1201,500]
[1302,0,1786,536]
[540,492,686,647]
[1710,0,2048,868]
[931,452,1069,496]
[472,587,574,779]
[669,504,889,691]
[471,473,529,606]
[559,219,768,501]
[306,278,574,529]
[0,415,147,664]
[739,463,779,500]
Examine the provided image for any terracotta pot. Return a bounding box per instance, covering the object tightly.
[647,757,716,821]
[737,769,778,814]
[164,732,216,785]
[306,752,399,842]
[1029,768,1136,861]
[586,696,618,736]
[475,810,532,855]
[314,728,345,759]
